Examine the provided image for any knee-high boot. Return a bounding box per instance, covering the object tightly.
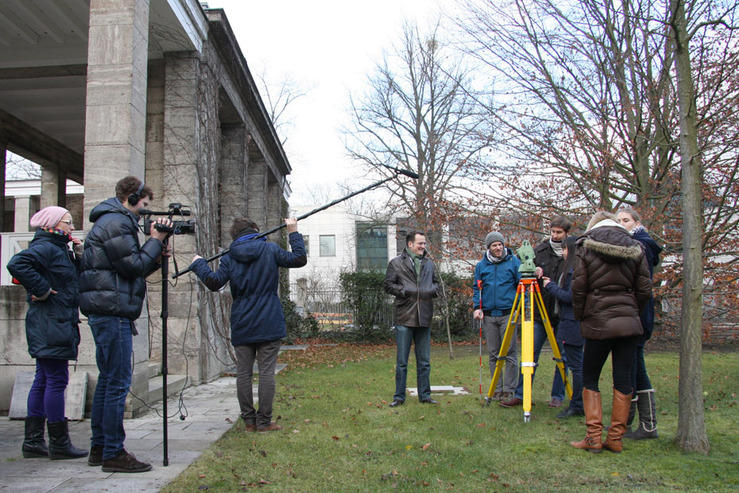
[22,416,48,458]
[47,419,88,460]
[603,389,632,453]
[570,389,602,453]
[625,389,658,439]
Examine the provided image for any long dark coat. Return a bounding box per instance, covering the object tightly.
[190,232,306,345]
[7,230,81,360]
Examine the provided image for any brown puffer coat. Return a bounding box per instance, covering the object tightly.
[572,223,652,340]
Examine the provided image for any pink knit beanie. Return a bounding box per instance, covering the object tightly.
[29,206,70,229]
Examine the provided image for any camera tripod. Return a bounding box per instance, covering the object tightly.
[484,277,572,422]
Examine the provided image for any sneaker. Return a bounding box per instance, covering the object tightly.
[244,423,257,432]
[257,422,283,432]
[499,397,523,408]
[101,449,152,473]
[88,445,103,466]
[548,398,563,408]
[491,391,502,401]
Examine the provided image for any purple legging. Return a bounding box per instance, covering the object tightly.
[27,358,69,423]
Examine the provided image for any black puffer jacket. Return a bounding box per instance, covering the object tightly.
[383,250,439,328]
[79,198,163,320]
[6,230,81,360]
[534,239,565,326]
[572,221,652,340]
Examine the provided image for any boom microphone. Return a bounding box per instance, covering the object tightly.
[379,164,420,180]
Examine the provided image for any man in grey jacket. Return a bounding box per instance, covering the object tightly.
[383,231,440,407]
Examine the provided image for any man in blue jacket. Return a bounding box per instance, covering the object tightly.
[79,176,171,473]
[472,232,521,401]
[190,217,306,432]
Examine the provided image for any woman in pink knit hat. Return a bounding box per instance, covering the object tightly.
[6,206,88,460]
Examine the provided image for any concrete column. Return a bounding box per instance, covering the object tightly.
[247,158,268,230]
[13,196,32,232]
[0,143,5,232]
[40,164,66,208]
[83,0,150,229]
[266,173,282,243]
[219,125,248,243]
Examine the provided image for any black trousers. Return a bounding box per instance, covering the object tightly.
[582,336,639,395]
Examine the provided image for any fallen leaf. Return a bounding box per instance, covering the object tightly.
[406,445,413,450]
[198,474,206,479]
[259,450,267,457]
[332,435,340,441]
[422,443,431,451]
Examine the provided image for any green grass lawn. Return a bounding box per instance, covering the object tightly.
[163,344,738,492]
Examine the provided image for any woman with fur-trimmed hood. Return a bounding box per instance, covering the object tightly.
[569,211,652,454]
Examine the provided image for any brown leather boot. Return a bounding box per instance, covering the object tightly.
[570,389,602,453]
[603,389,632,453]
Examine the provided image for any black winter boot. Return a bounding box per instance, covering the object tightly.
[22,416,48,458]
[47,419,88,460]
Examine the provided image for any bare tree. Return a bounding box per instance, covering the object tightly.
[669,0,713,455]
[254,71,308,146]
[452,0,736,452]
[5,152,41,180]
[346,21,494,239]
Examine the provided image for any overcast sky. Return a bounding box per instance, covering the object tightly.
[205,0,445,205]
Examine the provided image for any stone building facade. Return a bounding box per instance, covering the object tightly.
[0,1,291,414]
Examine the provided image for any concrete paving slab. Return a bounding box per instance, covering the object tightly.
[0,376,242,492]
[407,385,471,396]
[8,371,88,420]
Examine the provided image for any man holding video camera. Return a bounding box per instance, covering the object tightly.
[79,176,171,473]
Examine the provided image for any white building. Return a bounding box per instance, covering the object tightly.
[288,204,398,310]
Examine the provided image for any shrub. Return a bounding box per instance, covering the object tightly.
[281,296,320,343]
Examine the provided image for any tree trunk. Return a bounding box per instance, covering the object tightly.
[670,0,710,455]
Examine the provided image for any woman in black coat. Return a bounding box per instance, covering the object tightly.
[6,206,87,460]
[617,207,662,439]
[543,236,585,419]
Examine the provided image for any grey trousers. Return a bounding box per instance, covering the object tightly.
[234,340,281,427]
[484,314,518,393]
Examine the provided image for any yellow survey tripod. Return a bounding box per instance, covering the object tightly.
[484,243,572,422]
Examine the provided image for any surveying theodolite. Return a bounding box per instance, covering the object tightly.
[484,240,572,422]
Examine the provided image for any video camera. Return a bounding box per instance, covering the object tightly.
[141,202,196,236]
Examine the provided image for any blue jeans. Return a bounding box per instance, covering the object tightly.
[394,325,431,402]
[561,343,584,411]
[513,320,565,400]
[89,315,133,460]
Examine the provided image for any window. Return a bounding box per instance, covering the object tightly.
[356,222,388,271]
[319,235,335,257]
[302,235,310,256]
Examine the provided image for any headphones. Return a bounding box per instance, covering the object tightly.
[128,181,145,206]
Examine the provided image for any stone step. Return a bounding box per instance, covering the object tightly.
[144,361,160,379]
[147,373,188,404]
